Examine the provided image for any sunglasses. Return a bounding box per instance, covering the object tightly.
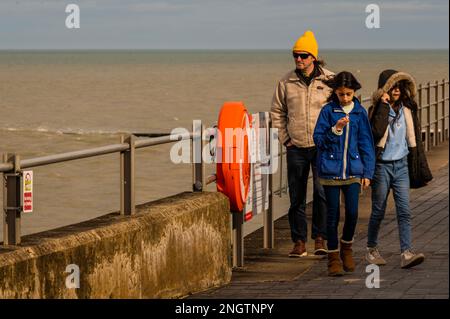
[293,52,311,60]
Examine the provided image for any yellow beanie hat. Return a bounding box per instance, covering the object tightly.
[292,30,318,60]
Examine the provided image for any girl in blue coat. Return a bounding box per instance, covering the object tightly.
[313,71,375,276]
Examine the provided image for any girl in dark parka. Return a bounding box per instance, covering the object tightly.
[366,69,431,269]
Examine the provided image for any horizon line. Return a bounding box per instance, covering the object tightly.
[0,48,449,51]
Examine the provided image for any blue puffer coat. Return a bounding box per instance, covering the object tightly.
[313,98,375,180]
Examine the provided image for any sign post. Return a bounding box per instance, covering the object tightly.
[244,112,270,221]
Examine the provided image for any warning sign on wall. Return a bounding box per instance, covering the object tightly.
[22,170,33,213]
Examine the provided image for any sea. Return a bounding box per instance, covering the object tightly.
[0,49,448,237]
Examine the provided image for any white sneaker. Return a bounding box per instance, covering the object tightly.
[365,247,387,265]
[401,249,425,269]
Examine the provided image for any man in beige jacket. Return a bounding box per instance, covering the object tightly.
[271,30,334,257]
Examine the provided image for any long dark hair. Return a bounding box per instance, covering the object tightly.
[326,71,362,103]
[393,80,418,111]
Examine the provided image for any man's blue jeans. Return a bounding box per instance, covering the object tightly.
[324,183,360,251]
[286,146,327,243]
[367,156,412,252]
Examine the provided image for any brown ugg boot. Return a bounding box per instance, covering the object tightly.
[327,251,344,276]
[340,239,355,272]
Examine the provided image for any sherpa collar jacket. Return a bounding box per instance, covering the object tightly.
[271,66,334,148]
[368,71,433,188]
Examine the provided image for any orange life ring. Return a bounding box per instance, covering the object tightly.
[216,102,251,212]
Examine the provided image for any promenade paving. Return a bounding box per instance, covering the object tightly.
[190,142,449,299]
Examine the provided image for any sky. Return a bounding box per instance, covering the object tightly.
[0,0,448,50]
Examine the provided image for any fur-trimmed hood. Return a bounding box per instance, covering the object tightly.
[371,70,417,106]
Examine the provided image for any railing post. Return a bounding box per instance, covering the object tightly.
[120,135,135,215]
[264,122,274,249]
[278,141,283,198]
[442,79,447,141]
[418,83,423,126]
[3,153,21,246]
[264,175,274,249]
[192,120,204,192]
[426,82,431,152]
[232,212,244,267]
[434,80,439,146]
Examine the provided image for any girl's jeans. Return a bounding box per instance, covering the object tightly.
[367,156,412,253]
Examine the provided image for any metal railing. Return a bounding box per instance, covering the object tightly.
[1,79,448,269]
[1,130,197,245]
[417,80,450,150]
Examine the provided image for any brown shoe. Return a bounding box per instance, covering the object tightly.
[289,240,307,257]
[328,251,344,276]
[314,236,327,255]
[340,240,355,272]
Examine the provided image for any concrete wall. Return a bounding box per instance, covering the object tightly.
[0,191,231,298]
